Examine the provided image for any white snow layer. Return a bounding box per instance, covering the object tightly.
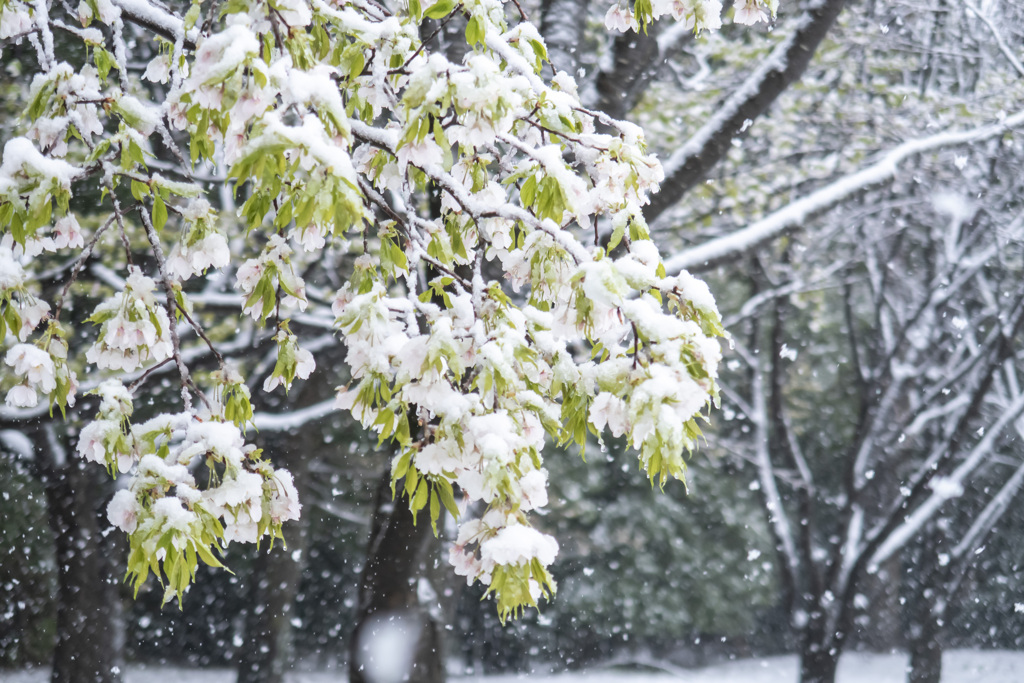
[7,650,1024,683]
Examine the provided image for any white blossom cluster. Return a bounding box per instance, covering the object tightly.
[0,245,51,345]
[79,380,300,601]
[5,342,59,408]
[605,0,777,33]
[166,200,230,281]
[85,267,174,372]
[0,0,749,616]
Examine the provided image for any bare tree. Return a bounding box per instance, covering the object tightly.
[690,118,1024,681]
[627,1,1024,678]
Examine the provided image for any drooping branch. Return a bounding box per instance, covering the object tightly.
[0,0,792,619]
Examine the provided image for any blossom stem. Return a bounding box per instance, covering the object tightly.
[138,198,200,412]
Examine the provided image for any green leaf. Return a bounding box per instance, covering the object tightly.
[436,479,459,519]
[404,466,419,498]
[633,0,653,31]
[608,223,625,251]
[424,0,456,18]
[295,195,316,227]
[196,542,225,569]
[465,14,485,46]
[411,478,429,521]
[429,488,440,535]
[94,48,115,80]
[390,451,413,496]
[528,39,549,66]
[128,140,147,168]
[26,80,55,121]
[152,195,168,230]
[183,2,201,31]
[520,175,537,207]
[130,179,150,200]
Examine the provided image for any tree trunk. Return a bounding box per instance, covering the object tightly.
[539,0,591,76]
[799,645,840,683]
[851,545,903,650]
[905,573,943,683]
[349,469,444,683]
[40,428,125,683]
[902,521,945,683]
[907,621,942,683]
[237,539,306,683]
[798,609,841,683]
[237,434,310,683]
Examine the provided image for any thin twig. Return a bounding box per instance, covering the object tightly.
[52,214,117,319]
[138,199,206,412]
[128,357,175,393]
[175,300,227,369]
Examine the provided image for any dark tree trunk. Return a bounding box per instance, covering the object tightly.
[907,614,942,683]
[852,559,902,651]
[237,538,306,683]
[591,22,664,123]
[799,644,840,683]
[901,521,946,683]
[798,606,843,683]
[349,469,444,683]
[237,434,311,683]
[39,428,125,683]
[539,0,591,76]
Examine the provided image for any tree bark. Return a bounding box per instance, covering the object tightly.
[38,427,125,683]
[349,469,444,683]
[237,529,307,683]
[907,614,943,683]
[903,529,944,683]
[237,431,311,683]
[852,559,903,651]
[799,646,840,683]
[797,599,847,683]
[591,25,663,122]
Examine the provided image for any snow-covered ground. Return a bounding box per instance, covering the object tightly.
[7,650,1024,683]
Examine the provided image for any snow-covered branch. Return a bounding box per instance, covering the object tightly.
[645,0,846,221]
[252,398,338,432]
[0,0,750,617]
[964,0,1024,80]
[950,456,1024,561]
[868,388,1024,569]
[110,0,199,46]
[664,109,1024,273]
[750,363,801,591]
